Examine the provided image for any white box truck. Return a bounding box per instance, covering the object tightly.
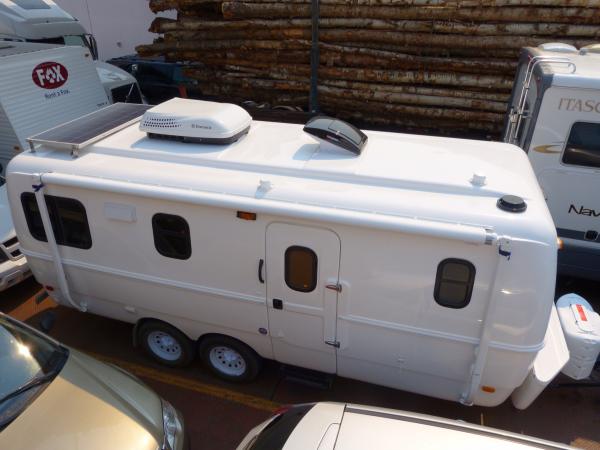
[0,42,109,175]
[0,0,142,103]
[504,43,600,280]
[8,98,598,408]
[0,41,109,291]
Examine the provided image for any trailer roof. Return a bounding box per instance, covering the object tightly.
[13,116,556,243]
[527,47,600,89]
[0,41,60,57]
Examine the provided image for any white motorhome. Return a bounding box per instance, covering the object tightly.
[504,43,600,280]
[0,0,142,103]
[6,98,593,409]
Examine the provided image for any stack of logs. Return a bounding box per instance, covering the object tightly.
[139,0,600,138]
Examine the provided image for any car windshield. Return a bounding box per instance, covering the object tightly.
[0,316,67,429]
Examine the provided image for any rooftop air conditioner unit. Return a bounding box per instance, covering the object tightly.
[140,97,252,144]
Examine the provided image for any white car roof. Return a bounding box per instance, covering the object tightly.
[284,403,572,450]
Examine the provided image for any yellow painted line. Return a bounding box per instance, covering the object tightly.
[86,351,280,413]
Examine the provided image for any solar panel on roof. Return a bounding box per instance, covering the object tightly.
[28,103,152,154]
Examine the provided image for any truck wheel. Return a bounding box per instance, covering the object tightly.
[199,335,261,382]
[138,321,194,368]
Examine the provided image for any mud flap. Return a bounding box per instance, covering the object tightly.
[511,305,569,409]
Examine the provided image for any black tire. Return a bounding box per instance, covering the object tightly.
[198,335,262,382]
[138,321,194,368]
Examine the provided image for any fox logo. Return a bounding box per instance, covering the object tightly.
[32,62,68,89]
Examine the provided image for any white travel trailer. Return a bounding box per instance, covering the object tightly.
[6,99,592,408]
[504,43,600,280]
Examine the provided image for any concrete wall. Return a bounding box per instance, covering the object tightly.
[54,0,175,60]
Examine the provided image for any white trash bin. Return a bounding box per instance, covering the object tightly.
[556,293,600,380]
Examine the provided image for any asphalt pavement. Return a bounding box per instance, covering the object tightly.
[1,277,599,450]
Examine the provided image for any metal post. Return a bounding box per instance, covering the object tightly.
[309,0,320,113]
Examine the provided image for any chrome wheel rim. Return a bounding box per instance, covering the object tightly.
[147,330,182,361]
[209,346,246,376]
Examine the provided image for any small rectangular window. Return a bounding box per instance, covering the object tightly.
[563,122,600,168]
[434,259,475,309]
[285,246,317,293]
[152,213,191,260]
[21,193,92,249]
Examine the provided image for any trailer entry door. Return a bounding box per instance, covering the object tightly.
[266,223,340,373]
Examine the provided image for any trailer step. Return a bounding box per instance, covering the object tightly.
[280,365,335,390]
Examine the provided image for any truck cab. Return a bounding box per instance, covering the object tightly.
[0,0,141,103]
[504,43,600,280]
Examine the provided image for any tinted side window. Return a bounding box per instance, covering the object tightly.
[434,259,475,309]
[21,193,92,249]
[563,122,600,168]
[285,246,317,293]
[21,193,47,242]
[152,213,191,260]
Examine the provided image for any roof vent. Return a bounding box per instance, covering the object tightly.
[537,43,578,53]
[140,98,251,144]
[497,195,527,213]
[303,116,368,155]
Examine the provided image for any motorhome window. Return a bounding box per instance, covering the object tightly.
[563,122,600,168]
[152,213,191,260]
[434,259,475,308]
[20,193,92,249]
[285,246,318,293]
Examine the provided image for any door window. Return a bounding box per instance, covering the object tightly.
[563,122,600,168]
[434,259,475,309]
[21,193,92,249]
[284,246,318,292]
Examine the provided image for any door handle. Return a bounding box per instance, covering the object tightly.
[273,299,283,310]
[325,340,340,348]
[258,259,265,283]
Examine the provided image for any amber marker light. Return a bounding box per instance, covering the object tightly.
[557,238,564,250]
[237,211,257,221]
[481,385,496,393]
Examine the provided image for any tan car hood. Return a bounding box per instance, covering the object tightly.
[0,350,163,450]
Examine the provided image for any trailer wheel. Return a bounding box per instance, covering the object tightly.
[138,321,194,368]
[199,335,261,382]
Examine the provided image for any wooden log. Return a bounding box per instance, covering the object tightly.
[150,0,600,12]
[170,42,516,74]
[332,110,502,137]
[221,3,600,24]
[320,95,503,123]
[139,37,526,59]
[322,79,510,102]
[185,69,510,102]
[153,17,600,39]
[164,28,590,50]
[186,62,513,90]
[183,73,507,111]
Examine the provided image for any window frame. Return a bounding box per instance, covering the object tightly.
[20,192,92,250]
[433,258,476,309]
[284,245,318,293]
[561,121,600,169]
[151,213,192,260]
